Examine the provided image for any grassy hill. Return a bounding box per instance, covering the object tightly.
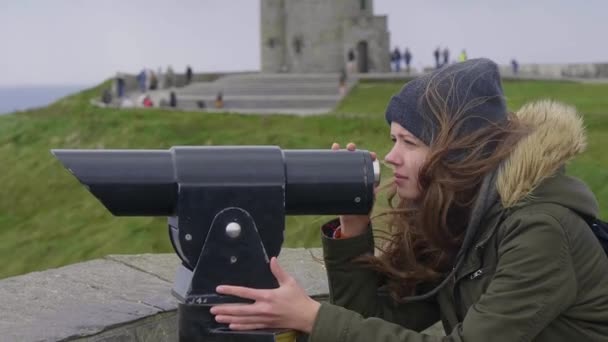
[1,79,607,279]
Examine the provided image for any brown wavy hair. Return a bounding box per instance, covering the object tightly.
[361,81,530,301]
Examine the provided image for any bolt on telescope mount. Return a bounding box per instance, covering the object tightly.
[52,145,380,341]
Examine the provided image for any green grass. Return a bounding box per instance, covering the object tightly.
[1,79,607,279]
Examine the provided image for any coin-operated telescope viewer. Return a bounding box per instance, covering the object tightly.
[52,146,380,342]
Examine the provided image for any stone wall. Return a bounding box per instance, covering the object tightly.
[498,62,608,79]
[260,0,389,73]
[260,0,287,73]
[2,249,444,341]
[111,72,225,95]
[284,0,347,73]
[342,15,391,73]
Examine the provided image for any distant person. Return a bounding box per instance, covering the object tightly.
[186,65,193,85]
[338,69,347,96]
[443,48,450,66]
[511,59,519,75]
[137,93,146,107]
[145,68,152,90]
[142,95,154,108]
[170,91,178,108]
[347,49,356,73]
[392,47,402,72]
[115,73,125,98]
[459,49,468,62]
[149,71,158,90]
[215,91,224,109]
[403,48,412,73]
[197,100,206,109]
[137,69,147,92]
[101,88,112,105]
[434,47,441,68]
[165,65,175,88]
[157,67,165,89]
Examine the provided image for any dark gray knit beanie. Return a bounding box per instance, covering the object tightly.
[385,58,507,145]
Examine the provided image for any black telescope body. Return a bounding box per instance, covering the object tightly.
[52,146,379,341]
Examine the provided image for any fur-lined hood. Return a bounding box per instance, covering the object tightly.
[496,100,598,216]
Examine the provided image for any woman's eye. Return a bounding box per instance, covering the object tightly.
[403,139,416,146]
[391,137,397,143]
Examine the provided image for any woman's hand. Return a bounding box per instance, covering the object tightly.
[331,142,377,238]
[210,257,321,333]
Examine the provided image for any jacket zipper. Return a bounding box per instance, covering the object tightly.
[453,245,485,321]
[469,269,484,280]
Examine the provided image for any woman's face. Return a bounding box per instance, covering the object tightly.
[384,122,430,200]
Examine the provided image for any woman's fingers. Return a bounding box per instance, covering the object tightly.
[211,303,264,316]
[332,142,356,151]
[212,265,317,332]
[216,285,268,302]
[332,142,357,150]
[215,314,274,325]
[332,142,376,162]
[228,323,268,331]
[269,257,291,285]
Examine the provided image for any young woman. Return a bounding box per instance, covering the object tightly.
[210,58,608,341]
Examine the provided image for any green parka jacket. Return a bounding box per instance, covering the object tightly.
[309,101,608,341]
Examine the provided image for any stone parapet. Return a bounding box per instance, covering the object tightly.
[1,249,444,341]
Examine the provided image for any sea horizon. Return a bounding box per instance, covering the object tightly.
[0,84,94,115]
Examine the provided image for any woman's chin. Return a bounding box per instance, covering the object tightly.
[396,188,419,201]
[396,189,410,200]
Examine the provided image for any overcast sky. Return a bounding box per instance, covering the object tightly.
[1,0,606,86]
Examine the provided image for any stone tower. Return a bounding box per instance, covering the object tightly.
[261,0,390,73]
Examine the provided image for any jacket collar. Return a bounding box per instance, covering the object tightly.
[496,100,587,208]
[457,100,588,280]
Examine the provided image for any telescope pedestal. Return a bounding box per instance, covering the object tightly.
[175,206,299,341]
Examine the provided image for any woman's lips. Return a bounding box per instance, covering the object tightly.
[394,174,408,184]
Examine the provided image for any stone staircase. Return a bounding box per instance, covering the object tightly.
[160,73,356,115]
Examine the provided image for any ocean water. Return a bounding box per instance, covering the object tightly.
[0,84,92,115]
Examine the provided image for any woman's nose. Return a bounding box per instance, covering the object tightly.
[384,147,399,166]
